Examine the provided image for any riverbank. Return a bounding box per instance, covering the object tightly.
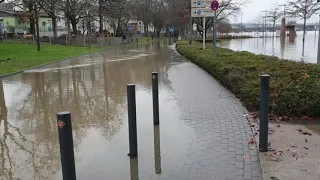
[0,43,104,76]
[176,40,320,118]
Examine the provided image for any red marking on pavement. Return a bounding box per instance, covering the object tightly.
[152,75,157,79]
[58,120,65,128]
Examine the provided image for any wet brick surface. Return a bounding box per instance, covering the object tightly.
[166,61,263,180]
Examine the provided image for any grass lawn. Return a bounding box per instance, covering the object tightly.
[0,43,104,76]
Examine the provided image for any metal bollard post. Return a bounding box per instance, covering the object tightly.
[127,84,138,157]
[153,126,162,174]
[57,112,77,180]
[259,75,270,152]
[152,72,159,125]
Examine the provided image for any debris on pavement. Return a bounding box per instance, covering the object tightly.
[296,128,312,136]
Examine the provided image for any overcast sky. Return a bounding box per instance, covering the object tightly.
[235,0,320,24]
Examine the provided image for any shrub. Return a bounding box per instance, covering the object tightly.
[176,42,320,117]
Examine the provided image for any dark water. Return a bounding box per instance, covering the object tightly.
[218,31,320,63]
[0,41,196,180]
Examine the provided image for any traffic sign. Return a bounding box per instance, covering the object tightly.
[211,0,219,11]
[191,0,212,8]
[169,27,174,32]
[191,8,215,17]
[128,25,132,30]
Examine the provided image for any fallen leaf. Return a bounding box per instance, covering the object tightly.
[301,115,313,121]
[274,151,284,156]
[242,153,250,159]
[305,139,308,143]
[276,124,281,128]
[304,147,309,150]
[296,129,312,136]
[291,145,297,148]
[303,73,310,78]
[248,137,255,144]
[271,177,280,180]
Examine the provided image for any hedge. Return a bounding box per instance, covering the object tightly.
[176,41,320,117]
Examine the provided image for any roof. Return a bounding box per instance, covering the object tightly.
[0,2,15,11]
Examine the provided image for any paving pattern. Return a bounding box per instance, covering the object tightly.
[165,58,263,180]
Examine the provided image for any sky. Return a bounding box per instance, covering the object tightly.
[233,0,320,24]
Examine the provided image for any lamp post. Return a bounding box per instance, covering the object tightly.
[86,9,91,50]
[317,14,320,64]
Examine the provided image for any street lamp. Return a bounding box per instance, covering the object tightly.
[86,9,91,50]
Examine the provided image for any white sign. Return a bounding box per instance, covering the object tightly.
[191,8,215,17]
[191,0,212,8]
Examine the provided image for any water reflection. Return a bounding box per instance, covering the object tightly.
[218,31,319,63]
[0,44,172,180]
[153,126,162,174]
[130,157,139,180]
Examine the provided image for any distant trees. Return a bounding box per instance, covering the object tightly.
[217,22,232,34]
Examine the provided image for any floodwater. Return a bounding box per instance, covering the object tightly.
[218,31,320,63]
[0,41,195,180]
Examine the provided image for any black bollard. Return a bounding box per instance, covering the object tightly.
[57,112,77,180]
[127,84,138,157]
[152,72,160,125]
[153,126,162,174]
[259,75,270,152]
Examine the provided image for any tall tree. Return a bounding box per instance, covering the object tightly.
[38,0,59,38]
[129,0,152,36]
[266,7,282,37]
[287,0,320,51]
[150,0,168,37]
[57,0,87,34]
[104,0,130,37]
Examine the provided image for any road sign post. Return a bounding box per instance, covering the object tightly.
[191,0,219,50]
[210,0,219,58]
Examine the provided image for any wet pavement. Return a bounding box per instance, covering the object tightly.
[0,40,262,180]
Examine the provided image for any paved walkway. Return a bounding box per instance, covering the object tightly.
[165,52,263,180]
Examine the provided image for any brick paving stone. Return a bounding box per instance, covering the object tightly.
[165,62,262,180]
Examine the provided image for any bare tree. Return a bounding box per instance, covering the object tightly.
[104,0,130,37]
[266,7,282,37]
[217,22,232,34]
[10,0,40,50]
[57,0,88,34]
[150,0,168,37]
[194,0,244,38]
[128,0,152,37]
[287,0,320,49]
[38,0,59,37]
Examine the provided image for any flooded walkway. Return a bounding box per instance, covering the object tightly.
[0,41,262,180]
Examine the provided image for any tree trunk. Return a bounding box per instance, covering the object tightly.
[99,0,103,33]
[70,18,78,35]
[52,16,57,38]
[273,20,276,37]
[302,17,307,53]
[35,5,40,51]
